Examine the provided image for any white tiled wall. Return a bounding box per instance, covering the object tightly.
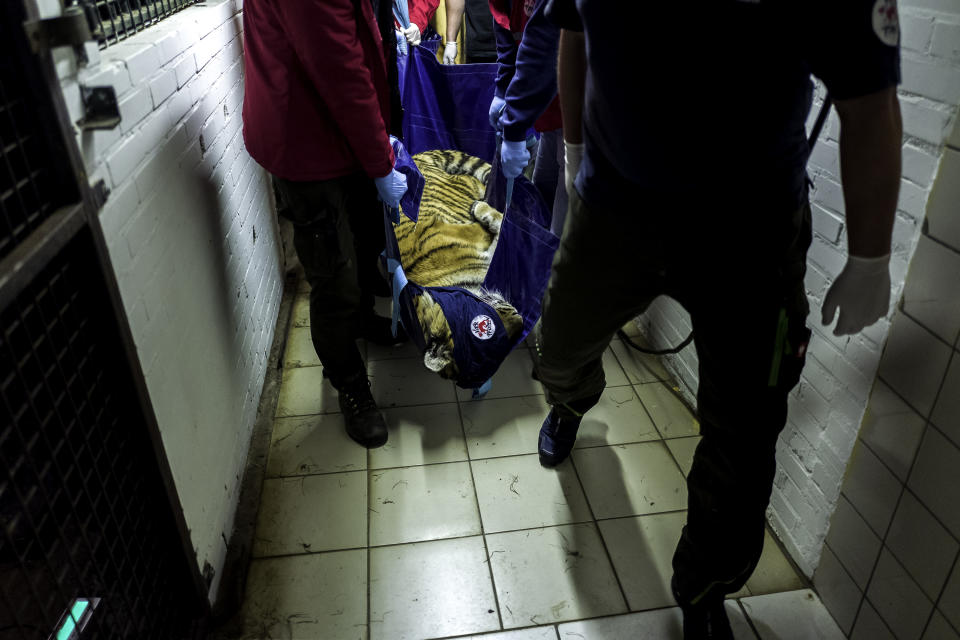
[636,1,960,579]
[814,123,960,638]
[45,0,283,602]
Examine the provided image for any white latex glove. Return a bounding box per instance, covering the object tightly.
[821,254,891,336]
[443,41,458,64]
[564,140,584,197]
[402,24,421,46]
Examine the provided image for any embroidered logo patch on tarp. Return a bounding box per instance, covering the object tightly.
[471,315,496,340]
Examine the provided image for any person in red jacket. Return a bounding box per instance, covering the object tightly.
[243,0,408,449]
[398,0,465,65]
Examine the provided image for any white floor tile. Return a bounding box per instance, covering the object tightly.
[745,529,807,596]
[369,356,457,408]
[369,537,500,640]
[633,382,699,438]
[291,292,310,327]
[253,472,367,557]
[370,403,467,469]
[741,589,845,640]
[576,387,660,449]
[276,365,339,417]
[462,395,551,459]
[366,338,422,362]
[610,339,671,384]
[486,524,627,628]
[472,454,593,533]
[369,462,481,546]
[557,602,755,639]
[598,512,686,611]
[664,436,700,477]
[573,442,688,519]
[267,414,367,478]
[284,326,321,368]
[602,347,630,388]
[240,550,366,640]
[457,349,541,401]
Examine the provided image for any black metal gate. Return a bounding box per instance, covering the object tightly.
[0,1,208,638]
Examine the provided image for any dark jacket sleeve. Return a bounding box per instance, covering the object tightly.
[494,21,518,98]
[806,0,900,100]
[501,0,560,141]
[544,0,582,31]
[276,0,394,178]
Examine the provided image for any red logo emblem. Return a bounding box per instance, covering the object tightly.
[471,315,496,340]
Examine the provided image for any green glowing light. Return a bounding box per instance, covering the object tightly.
[55,599,90,640]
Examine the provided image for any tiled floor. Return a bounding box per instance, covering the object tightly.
[231,292,839,640]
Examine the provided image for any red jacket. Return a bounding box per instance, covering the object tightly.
[242,0,395,182]
[408,0,439,32]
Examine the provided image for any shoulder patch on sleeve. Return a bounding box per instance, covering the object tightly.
[872,0,900,47]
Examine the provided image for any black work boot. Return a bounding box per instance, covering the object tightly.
[538,392,602,467]
[672,576,734,640]
[359,313,408,347]
[339,378,388,448]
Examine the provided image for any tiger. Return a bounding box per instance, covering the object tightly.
[395,149,524,380]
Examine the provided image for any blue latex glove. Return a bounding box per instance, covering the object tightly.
[500,138,530,179]
[374,168,408,208]
[489,95,506,130]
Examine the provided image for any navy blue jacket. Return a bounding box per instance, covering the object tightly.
[492,0,563,141]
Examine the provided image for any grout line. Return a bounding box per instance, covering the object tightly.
[456,386,506,632]
[817,541,866,634]
[568,451,632,613]
[735,599,762,639]
[366,437,373,639]
[899,307,959,351]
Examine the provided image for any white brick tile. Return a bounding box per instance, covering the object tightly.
[902,54,960,104]
[79,60,133,97]
[105,132,147,186]
[898,178,930,221]
[97,178,139,242]
[174,51,198,88]
[811,203,844,244]
[109,43,163,85]
[908,427,960,539]
[148,68,177,108]
[927,148,960,251]
[866,549,935,640]
[902,12,935,53]
[809,139,840,179]
[879,312,952,416]
[903,236,960,344]
[808,235,846,279]
[903,143,940,187]
[887,491,959,600]
[900,95,955,146]
[932,22,960,62]
[117,86,153,133]
[811,175,846,216]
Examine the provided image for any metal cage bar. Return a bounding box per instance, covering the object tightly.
[69,0,200,48]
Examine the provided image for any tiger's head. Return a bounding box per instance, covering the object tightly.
[413,291,459,380]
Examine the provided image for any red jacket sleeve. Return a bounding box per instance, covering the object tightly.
[276,0,394,178]
[409,0,440,32]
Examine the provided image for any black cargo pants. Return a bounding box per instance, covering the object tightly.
[273,173,387,389]
[532,189,812,604]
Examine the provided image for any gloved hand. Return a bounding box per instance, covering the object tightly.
[443,41,458,64]
[402,24,421,46]
[489,95,506,130]
[564,140,583,197]
[501,138,530,179]
[821,253,891,336]
[374,168,408,208]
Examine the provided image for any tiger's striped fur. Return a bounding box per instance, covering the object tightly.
[396,149,523,379]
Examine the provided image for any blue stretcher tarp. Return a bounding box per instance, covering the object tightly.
[385,40,560,391]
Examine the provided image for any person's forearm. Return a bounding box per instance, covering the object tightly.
[445,0,464,43]
[557,29,585,144]
[835,86,902,258]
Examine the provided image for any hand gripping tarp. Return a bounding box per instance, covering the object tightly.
[383,46,559,392]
